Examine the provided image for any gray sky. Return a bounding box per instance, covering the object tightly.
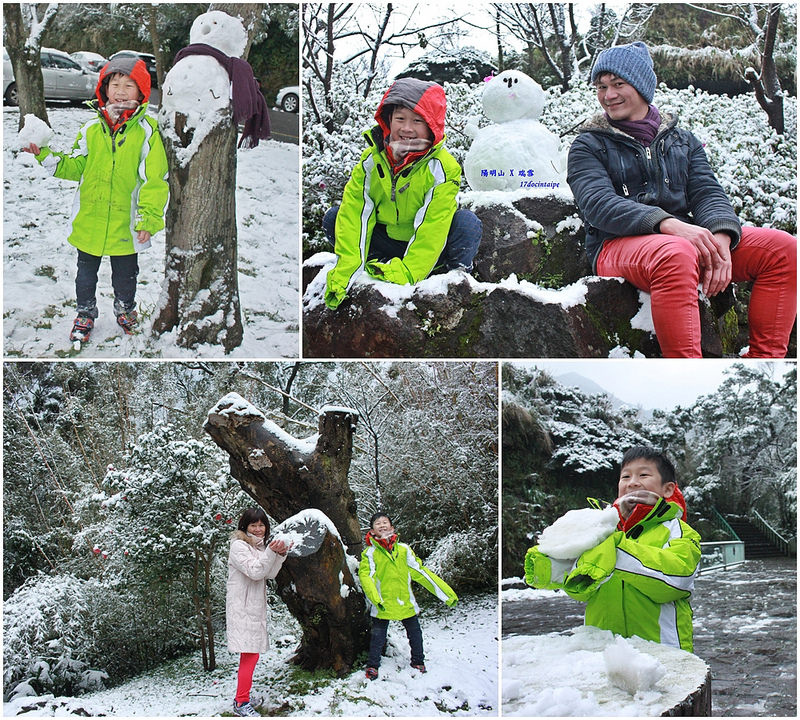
[510,360,793,411]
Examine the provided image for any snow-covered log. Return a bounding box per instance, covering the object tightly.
[204,393,369,673]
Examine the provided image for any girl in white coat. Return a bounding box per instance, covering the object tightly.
[227,507,289,717]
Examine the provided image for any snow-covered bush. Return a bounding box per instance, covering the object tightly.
[3,575,108,699]
[425,527,497,590]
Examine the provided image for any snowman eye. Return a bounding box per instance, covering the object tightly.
[514,78,518,84]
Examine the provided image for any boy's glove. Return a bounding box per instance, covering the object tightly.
[446,596,458,607]
[365,258,415,285]
[324,283,347,310]
[615,490,660,519]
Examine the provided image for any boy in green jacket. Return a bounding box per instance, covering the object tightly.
[323,78,482,310]
[358,512,458,679]
[23,56,168,343]
[525,446,701,651]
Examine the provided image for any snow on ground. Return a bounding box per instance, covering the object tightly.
[502,625,708,717]
[3,594,498,717]
[3,106,299,358]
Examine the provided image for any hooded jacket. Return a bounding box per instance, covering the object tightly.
[525,494,701,651]
[324,78,462,309]
[358,530,458,620]
[567,111,742,271]
[226,530,287,654]
[34,57,168,257]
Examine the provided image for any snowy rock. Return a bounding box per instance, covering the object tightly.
[464,191,590,285]
[16,114,54,150]
[537,506,619,560]
[302,260,663,358]
[464,70,567,192]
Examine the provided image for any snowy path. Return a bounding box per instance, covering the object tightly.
[502,557,796,717]
[4,594,498,717]
[3,107,300,358]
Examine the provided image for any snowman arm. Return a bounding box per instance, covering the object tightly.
[567,138,672,237]
[326,150,378,298]
[134,120,169,235]
[392,155,460,283]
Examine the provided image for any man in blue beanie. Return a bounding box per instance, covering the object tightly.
[567,41,796,358]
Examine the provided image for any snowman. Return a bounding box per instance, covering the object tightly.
[464,70,566,192]
[159,10,248,149]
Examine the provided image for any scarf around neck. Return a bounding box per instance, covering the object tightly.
[607,104,661,146]
[173,43,271,148]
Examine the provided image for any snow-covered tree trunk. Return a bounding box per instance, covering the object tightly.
[153,8,254,352]
[744,3,784,134]
[4,3,59,130]
[204,394,370,673]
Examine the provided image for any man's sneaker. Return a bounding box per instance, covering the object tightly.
[70,316,94,343]
[232,700,259,717]
[365,667,378,680]
[116,310,138,335]
[411,663,427,673]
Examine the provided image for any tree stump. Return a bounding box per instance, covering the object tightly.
[204,393,369,672]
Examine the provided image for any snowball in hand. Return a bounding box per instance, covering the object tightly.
[16,114,53,151]
[604,635,666,695]
[537,505,619,559]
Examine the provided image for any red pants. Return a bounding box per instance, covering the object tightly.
[235,652,259,704]
[596,226,797,357]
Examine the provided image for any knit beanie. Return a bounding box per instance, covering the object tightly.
[591,41,657,103]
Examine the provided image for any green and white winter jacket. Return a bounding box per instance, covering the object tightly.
[325,79,461,309]
[34,90,168,257]
[359,532,458,620]
[525,497,701,651]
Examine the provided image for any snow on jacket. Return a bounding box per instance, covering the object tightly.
[358,532,457,620]
[567,111,742,271]
[525,497,701,651]
[34,58,168,257]
[226,530,287,654]
[325,79,461,307]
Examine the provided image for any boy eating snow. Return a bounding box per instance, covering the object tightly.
[23,56,168,343]
[525,446,701,651]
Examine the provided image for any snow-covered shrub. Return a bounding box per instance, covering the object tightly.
[3,575,108,699]
[425,528,496,590]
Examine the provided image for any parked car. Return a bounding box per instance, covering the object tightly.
[109,50,158,89]
[71,51,107,73]
[276,85,299,113]
[3,47,97,106]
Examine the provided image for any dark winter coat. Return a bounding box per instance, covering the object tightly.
[567,111,742,270]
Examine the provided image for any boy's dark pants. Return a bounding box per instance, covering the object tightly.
[323,206,483,272]
[76,250,138,317]
[367,615,424,668]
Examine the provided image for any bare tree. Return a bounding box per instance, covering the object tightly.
[3,3,59,130]
[492,3,581,92]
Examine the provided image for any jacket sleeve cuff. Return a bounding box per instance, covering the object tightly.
[707,220,742,250]
[646,208,674,234]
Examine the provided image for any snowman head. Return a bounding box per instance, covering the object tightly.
[189,10,248,58]
[482,70,545,123]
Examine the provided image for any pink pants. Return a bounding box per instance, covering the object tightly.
[235,652,259,704]
[596,226,797,357]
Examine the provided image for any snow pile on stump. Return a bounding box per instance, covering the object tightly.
[503,626,709,716]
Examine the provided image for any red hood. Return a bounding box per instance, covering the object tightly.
[375,78,446,171]
[96,57,151,106]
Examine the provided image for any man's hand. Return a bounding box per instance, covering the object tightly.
[659,218,732,296]
[615,490,661,519]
